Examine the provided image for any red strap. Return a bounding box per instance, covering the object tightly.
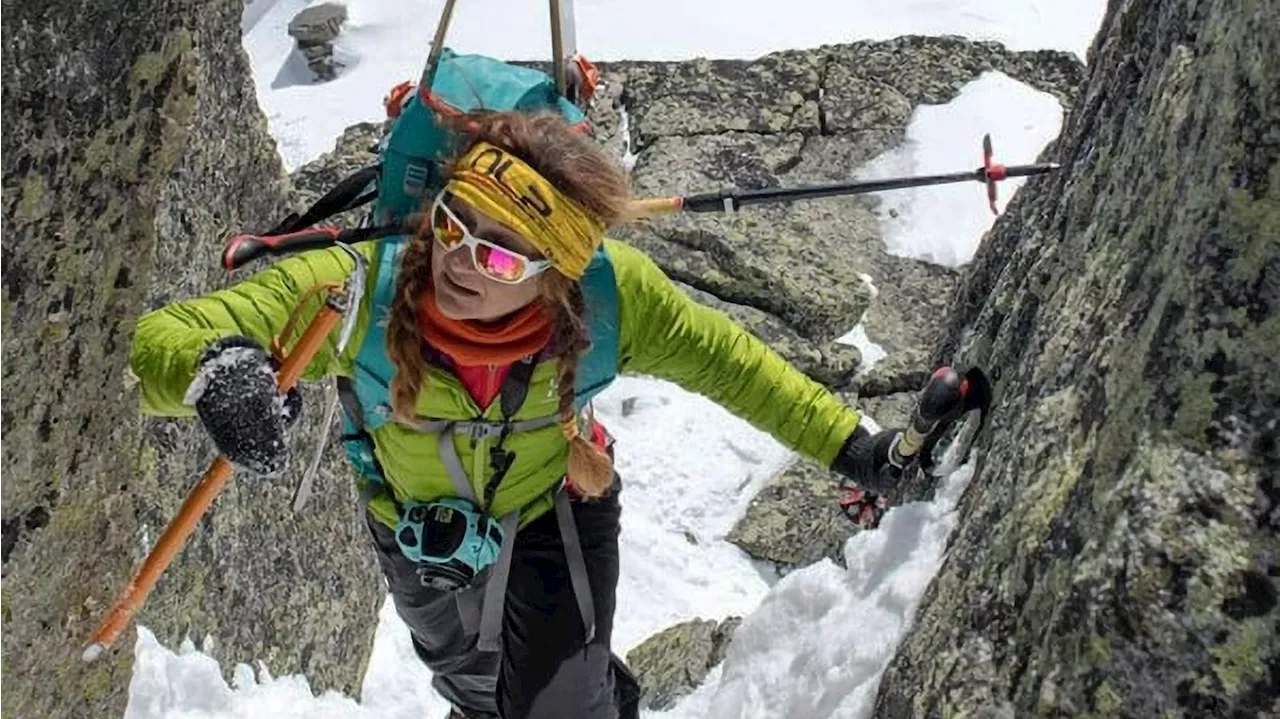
[384,81,414,119]
[572,55,600,104]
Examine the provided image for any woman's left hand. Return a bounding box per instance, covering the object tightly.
[830,426,904,493]
[830,426,904,529]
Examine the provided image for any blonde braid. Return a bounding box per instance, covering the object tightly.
[545,274,615,497]
[386,233,434,420]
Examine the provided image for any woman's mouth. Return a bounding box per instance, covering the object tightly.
[441,271,480,296]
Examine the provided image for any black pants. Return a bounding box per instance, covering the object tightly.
[367,481,640,719]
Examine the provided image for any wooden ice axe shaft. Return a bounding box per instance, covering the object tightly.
[82,295,345,662]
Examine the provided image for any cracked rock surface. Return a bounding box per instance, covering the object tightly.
[878,2,1280,716]
[2,4,381,715]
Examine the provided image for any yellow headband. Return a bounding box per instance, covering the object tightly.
[444,141,605,280]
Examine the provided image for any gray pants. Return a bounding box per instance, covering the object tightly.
[366,481,639,719]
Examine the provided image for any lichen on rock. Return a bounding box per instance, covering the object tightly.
[626,616,743,710]
[877,2,1280,716]
[2,3,380,716]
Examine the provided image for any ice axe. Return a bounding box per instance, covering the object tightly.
[632,134,1056,217]
[82,283,355,662]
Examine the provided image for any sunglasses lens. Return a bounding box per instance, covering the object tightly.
[474,243,527,282]
[432,204,465,249]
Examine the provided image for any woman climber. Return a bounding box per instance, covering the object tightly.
[129,111,903,719]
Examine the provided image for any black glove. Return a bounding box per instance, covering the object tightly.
[185,336,301,476]
[831,426,904,528]
[831,425,904,493]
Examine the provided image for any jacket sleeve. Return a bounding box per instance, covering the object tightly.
[609,240,860,466]
[129,247,359,417]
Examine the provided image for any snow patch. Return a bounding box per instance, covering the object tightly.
[858,273,879,299]
[836,325,888,369]
[619,104,639,172]
[595,376,796,653]
[126,623,427,719]
[855,71,1064,266]
[655,458,978,719]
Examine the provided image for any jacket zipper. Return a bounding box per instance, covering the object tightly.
[470,364,500,504]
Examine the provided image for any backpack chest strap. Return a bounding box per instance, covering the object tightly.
[418,414,562,503]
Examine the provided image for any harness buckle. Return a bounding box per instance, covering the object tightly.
[464,420,508,444]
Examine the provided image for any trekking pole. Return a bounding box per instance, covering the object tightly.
[632,134,1059,217]
[82,288,349,662]
[221,223,406,271]
[838,366,993,528]
[549,0,568,96]
[549,0,581,99]
[420,0,459,89]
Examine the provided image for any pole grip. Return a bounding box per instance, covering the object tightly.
[223,227,342,272]
[629,197,685,216]
[223,225,402,272]
[1003,162,1060,178]
[83,300,346,661]
[897,367,966,460]
[681,191,734,213]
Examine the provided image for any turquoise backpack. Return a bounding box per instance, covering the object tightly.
[328,50,620,486]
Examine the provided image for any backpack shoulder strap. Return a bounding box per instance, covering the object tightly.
[352,234,409,430]
[574,247,619,409]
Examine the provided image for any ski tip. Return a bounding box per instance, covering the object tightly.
[82,643,106,663]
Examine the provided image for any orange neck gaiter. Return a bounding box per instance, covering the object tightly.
[418,286,553,366]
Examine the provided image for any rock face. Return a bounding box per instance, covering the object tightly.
[627,617,743,710]
[726,458,852,568]
[291,121,383,227]
[594,37,1082,386]
[288,3,349,82]
[1,2,381,716]
[874,2,1280,717]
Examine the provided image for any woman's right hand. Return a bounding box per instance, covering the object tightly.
[184,336,300,476]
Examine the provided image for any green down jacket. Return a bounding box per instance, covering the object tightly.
[130,239,861,527]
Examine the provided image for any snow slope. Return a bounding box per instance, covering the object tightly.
[123,3,1099,717]
[243,0,1103,169]
[655,461,977,719]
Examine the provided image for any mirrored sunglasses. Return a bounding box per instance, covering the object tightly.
[430,192,552,285]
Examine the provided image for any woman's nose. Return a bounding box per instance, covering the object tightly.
[444,244,478,276]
